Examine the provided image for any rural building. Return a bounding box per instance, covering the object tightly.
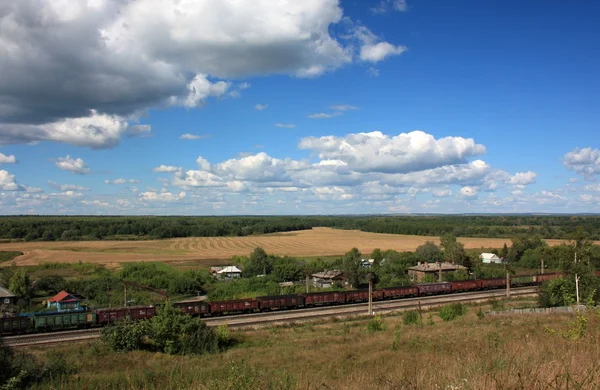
[216,266,242,279]
[408,262,467,282]
[361,258,375,268]
[479,253,503,264]
[0,286,16,305]
[311,269,345,288]
[47,290,83,312]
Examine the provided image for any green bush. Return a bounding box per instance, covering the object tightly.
[476,307,485,320]
[438,303,468,322]
[367,315,386,333]
[403,310,421,326]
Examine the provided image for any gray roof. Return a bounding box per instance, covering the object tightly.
[311,269,344,279]
[0,286,16,298]
[408,262,467,272]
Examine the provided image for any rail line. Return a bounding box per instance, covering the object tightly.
[2,287,538,348]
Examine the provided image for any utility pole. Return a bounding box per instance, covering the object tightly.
[123,283,127,307]
[505,261,510,298]
[438,262,443,282]
[305,273,310,294]
[541,258,544,274]
[575,252,580,306]
[367,273,373,316]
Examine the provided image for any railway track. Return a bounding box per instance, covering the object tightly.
[2,287,538,347]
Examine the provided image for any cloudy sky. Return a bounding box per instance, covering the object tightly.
[1,0,599,215]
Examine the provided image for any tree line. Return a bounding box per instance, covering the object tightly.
[2,215,600,241]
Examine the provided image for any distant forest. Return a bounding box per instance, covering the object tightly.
[1,215,599,242]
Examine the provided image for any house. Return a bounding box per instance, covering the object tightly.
[47,290,83,312]
[0,286,16,306]
[311,269,345,288]
[407,262,468,282]
[480,253,503,264]
[361,258,375,268]
[216,266,242,279]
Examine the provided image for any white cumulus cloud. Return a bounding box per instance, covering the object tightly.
[55,156,90,175]
[180,133,210,140]
[0,153,17,165]
[564,147,600,177]
[104,178,139,185]
[255,104,268,111]
[140,191,186,202]
[153,165,182,173]
[275,123,296,129]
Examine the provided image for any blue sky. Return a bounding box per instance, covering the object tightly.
[0,0,599,215]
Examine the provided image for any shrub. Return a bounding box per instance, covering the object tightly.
[476,307,485,320]
[367,315,386,333]
[438,303,468,322]
[403,310,421,326]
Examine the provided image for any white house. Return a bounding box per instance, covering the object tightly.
[479,253,503,264]
[216,266,242,278]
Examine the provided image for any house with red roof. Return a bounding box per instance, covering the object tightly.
[47,290,83,312]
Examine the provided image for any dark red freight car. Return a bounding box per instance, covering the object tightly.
[416,282,452,295]
[381,286,418,299]
[479,278,506,289]
[303,291,345,306]
[209,299,258,315]
[174,300,210,316]
[96,306,156,324]
[345,289,384,303]
[257,295,304,311]
[128,306,156,320]
[450,280,479,292]
[535,273,560,283]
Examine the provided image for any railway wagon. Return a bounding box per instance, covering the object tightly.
[479,278,506,289]
[450,280,479,292]
[381,286,418,299]
[303,291,345,306]
[174,301,210,316]
[511,275,535,287]
[0,317,32,335]
[417,282,451,295]
[209,299,258,315]
[257,295,304,311]
[96,306,155,324]
[534,273,560,283]
[345,289,384,303]
[33,312,96,330]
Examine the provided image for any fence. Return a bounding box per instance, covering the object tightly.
[488,305,588,316]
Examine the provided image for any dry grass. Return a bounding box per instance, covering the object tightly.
[0,227,582,268]
[26,300,600,390]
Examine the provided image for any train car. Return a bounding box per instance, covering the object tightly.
[33,311,96,330]
[534,273,560,284]
[479,278,506,289]
[0,316,32,335]
[174,300,210,317]
[417,282,452,295]
[345,289,384,303]
[380,286,418,300]
[450,280,479,292]
[257,295,304,311]
[511,275,536,287]
[96,306,155,325]
[209,299,258,315]
[303,291,345,306]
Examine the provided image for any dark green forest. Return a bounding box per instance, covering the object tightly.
[1,215,600,242]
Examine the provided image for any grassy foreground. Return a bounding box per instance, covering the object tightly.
[25,300,600,390]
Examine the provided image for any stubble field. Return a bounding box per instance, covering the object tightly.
[0,227,580,267]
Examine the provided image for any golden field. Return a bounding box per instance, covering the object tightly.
[0,227,582,267]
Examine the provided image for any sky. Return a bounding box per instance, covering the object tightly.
[0,0,599,215]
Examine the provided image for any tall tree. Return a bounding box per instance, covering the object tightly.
[9,269,31,299]
[342,248,364,288]
[415,241,442,263]
[440,234,467,266]
[244,247,272,277]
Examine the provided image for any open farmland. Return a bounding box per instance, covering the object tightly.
[0,228,585,267]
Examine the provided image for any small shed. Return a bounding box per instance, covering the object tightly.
[408,262,467,282]
[0,286,16,305]
[47,290,83,312]
[311,269,345,288]
[480,253,503,264]
[217,266,242,279]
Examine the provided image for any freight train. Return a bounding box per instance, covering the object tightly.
[0,272,567,336]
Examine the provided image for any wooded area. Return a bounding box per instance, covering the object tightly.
[1,215,599,241]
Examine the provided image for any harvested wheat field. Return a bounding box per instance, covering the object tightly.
[0,227,582,267]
